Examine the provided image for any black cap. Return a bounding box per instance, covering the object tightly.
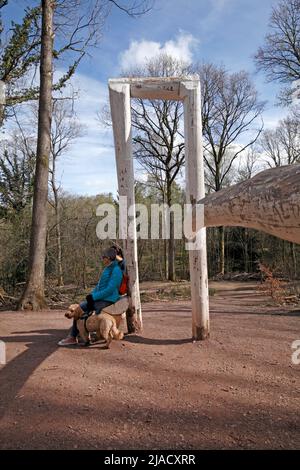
[102,247,116,261]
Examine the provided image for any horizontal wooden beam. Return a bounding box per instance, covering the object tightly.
[109,77,200,101]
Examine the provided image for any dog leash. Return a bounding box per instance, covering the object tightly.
[80,311,93,335]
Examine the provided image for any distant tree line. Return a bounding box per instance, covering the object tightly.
[0,0,299,304]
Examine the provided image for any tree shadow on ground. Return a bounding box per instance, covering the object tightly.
[0,326,191,421]
[272,310,300,317]
[0,328,65,420]
[123,334,191,345]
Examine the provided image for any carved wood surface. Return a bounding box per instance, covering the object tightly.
[199,165,300,244]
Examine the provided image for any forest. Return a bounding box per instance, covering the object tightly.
[0,0,299,307]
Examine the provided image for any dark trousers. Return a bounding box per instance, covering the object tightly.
[70,299,113,338]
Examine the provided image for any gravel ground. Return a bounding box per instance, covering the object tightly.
[0,282,299,450]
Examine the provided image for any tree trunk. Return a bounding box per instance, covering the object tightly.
[282,239,286,266]
[290,242,297,279]
[51,157,64,287]
[161,193,168,280]
[167,180,175,281]
[158,241,164,280]
[164,238,168,280]
[218,226,225,275]
[82,223,89,289]
[55,203,64,287]
[243,228,249,273]
[168,214,176,281]
[82,246,87,289]
[18,0,54,310]
[0,80,5,126]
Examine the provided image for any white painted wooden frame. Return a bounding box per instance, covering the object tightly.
[109,77,209,340]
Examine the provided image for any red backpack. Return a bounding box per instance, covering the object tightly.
[119,273,129,295]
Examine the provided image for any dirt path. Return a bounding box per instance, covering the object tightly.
[0,282,299,449]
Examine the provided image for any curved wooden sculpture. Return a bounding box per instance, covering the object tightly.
[199,164,300,245]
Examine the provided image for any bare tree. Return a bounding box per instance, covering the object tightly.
[197,63,265,275]
[1,1,102,114]
[103,58,265,278]
[0,131,36,217]
[254,0,300,104]
[236,146,262,183]
[48,98,84,287]
[234,147,263,273]
[126,54,189,281]
[259,112,300,167]
[133,99,184,281]
[18,0,153,309]
[107,0,153,16]
[18,0,54,310]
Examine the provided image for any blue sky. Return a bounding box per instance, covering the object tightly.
[3,0,288,196]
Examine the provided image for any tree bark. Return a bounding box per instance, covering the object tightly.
[282,239,286,267]
[163,195,168,280]
[0,80,5,126]
[54,197,63,287]
[167,179,175,281]
[290,242,297,279]
[218,226,225,275]
[82,227,88,290]
[18,0,54,310]
[168,212,176,280]
[51,157,64,287]
[164,238,168,279]
[243,228,249,273]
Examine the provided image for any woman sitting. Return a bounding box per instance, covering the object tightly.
[58,247,123,346]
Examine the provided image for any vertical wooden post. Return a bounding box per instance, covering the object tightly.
[182,80,210,340]
[109,81,142,332]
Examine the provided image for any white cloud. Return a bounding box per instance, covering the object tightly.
[119,32,198,70]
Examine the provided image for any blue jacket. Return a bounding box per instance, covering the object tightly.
[91,260,123,303]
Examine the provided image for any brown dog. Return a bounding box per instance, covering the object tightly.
[65,303,124,348]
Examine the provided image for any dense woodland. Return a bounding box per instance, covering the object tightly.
[1,174,299,297]
[0,0,299,304]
